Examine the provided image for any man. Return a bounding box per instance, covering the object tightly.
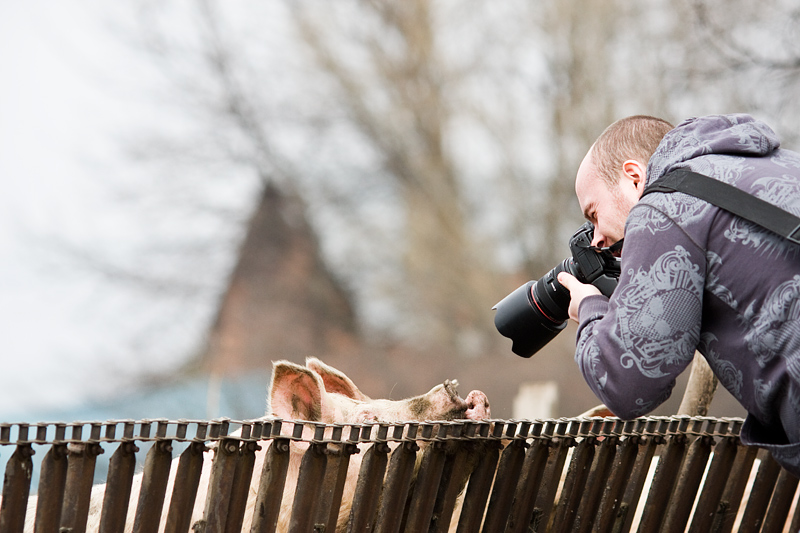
[557,114,800,476]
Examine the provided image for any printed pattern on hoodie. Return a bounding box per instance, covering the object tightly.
[573,114,800,475]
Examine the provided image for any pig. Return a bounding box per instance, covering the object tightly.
[22,357,491,532]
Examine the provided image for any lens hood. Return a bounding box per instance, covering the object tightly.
[493,281,566,358]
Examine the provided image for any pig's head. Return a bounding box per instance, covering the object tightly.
[268,357,490,424]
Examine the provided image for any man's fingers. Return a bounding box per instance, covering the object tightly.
[557,272,578,291]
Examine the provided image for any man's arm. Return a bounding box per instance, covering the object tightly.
[560,205,706,418]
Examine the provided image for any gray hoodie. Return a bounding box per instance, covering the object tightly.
[575,114,800,475]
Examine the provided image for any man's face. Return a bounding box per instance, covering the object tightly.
[575,151,643,249]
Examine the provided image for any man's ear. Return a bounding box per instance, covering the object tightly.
[621,159,648,196]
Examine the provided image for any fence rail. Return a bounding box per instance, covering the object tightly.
[0,416,797,532]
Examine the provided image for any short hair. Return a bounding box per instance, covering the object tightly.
[590,115,674,186]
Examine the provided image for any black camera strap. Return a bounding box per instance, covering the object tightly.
[642,168,800,245]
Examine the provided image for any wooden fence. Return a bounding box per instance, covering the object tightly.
[0,416,797,532]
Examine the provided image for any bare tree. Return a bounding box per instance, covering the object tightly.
[685,0,800,143]
[70,0,756,417]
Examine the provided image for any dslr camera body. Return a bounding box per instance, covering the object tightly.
[493,222,621,357]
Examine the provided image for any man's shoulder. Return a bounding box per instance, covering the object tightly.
[630,182,714,232]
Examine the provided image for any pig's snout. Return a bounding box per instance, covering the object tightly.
[434,379,490,420]
[464,390,490,420]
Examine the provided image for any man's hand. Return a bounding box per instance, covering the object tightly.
[557,272,601,323]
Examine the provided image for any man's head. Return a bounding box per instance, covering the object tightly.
[576,115,674,248]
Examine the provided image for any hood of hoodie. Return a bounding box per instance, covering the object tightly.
[647,114,782,186]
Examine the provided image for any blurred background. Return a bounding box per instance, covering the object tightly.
[2,0,799,424]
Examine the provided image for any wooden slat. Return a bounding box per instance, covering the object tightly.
[314,442,358,532]
[429,439,483,533]
[593,436,639,532]
[373,441,418,533]
[506,439,551,533]
[60,442,103,533]
[761,468,799,533]
[403,439,448,532]
[661,436,713,532]
[132,441,174,533]
[711,444,758,533]
[202,438,241,533]
[287,442,328,532]
[573,435,619,533]
[454,441,501,533]
[482,438,527,532]
[549,437,595,532]
[0,444,35,533]
[164,441,207,533]
[225,441,259,533]
[615,436,660,533]
[249,439,291,533]
[530,436,573,532]
[637,434,687,531]
[737,450,782,533]
[346,443,389,532]
[98,442,139,533]
[33,444,69,533]
[687,436,738,533]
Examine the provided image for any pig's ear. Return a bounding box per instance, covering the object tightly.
[269,360,325,421]
[306,357,370,401]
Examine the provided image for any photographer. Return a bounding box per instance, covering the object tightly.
[557,114,800,476]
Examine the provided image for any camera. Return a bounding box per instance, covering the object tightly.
[493,222,621,358]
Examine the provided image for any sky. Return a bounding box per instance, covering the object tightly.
[0,2,217,417]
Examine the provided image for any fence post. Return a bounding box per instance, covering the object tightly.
[506,437,552,533]
[662,435,714,531]
[594,434,639,533]
[374,425,419,533]
[346,425,389,532]
[314,425,359,532]
[33,442,69,532]
[0,442,35,533]
[202,437,241,533]
[573,432,619,533]
[761,468,799,532]
[164,440,207,533]
[429,423,483,533]
[636,433,687,531]
[687,435,738,533]
[225,437,259,533]
[403,424,450,532]
[60,440,104,533]
[454,422,502,533]
[482,423,527,532]
[549,433,596,532]
[99,441,139,533]
[737,450,782,533]
[132,438,174,533]
[249,435,291,533]
[711,443,758,533]
[530,433,574,532]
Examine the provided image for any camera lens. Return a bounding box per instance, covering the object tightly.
[493,259,575,358]
[493,222,620,358]
[530,258,575,324]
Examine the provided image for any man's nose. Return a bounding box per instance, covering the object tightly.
[591,233,606,248]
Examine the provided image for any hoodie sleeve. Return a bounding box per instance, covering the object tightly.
[574,203,705,419]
